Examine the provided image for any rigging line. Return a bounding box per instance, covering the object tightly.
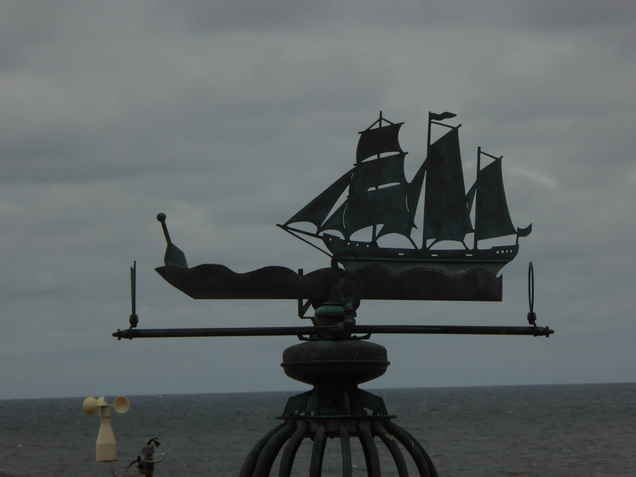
[278,225,333,258]
[480,149,503,161]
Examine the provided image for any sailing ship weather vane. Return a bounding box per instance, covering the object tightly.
[113,110,553,476]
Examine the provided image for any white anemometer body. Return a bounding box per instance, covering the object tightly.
[83,396,130,462]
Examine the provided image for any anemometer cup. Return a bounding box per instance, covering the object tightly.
[82,396,99,415]
[113,396,130,414]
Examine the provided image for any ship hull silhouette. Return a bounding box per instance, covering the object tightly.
[322,233,518,275]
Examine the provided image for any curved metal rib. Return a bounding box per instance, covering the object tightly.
[339,422,353,477]
[310,423,327,477]
[240,423,287,477]
[357,421,381,477]
[253,422,297,476]
[279,421,309,477]
[383,421,438,477]
[397,425,438,477]
[371,420,409,476]
[240,410,439,476]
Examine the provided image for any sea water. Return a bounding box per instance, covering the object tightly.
[1,383,634,476]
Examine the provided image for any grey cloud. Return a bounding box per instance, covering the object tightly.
[0,0,635,399]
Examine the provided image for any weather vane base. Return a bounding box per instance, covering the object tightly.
[240,336,438,476]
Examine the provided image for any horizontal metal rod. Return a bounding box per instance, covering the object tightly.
[113,324,553,340]
[114,326,317,339]
[356,325,553,337]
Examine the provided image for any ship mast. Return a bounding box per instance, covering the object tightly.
[371,111,384,245]
[474,147,482,251]
[473,148,511,250]
[422,111,459,249]
[423,112,432,249]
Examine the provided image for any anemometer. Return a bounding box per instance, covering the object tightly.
[83,395,166,476]
[82,396,130,462]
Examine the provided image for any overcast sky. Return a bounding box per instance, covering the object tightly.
[1,0,635,400]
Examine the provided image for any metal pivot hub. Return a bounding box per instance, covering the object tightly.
[239,303,438,477]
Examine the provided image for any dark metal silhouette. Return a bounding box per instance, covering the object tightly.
[113,112,553,475]
[279,111,531,276]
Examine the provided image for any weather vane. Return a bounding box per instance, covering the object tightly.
[112,111,553,476]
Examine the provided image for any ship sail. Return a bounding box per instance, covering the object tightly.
[467,150,518,241]
[284,169,352,231]
[422,127,472,243]
[280,111,530,276]
[356,122,403,163]
[285,114,422,242]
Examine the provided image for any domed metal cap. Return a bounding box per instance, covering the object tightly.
[282,340,389,386]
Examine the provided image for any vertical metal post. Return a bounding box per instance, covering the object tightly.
[474,146,481,251]
[423,111,432,248]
